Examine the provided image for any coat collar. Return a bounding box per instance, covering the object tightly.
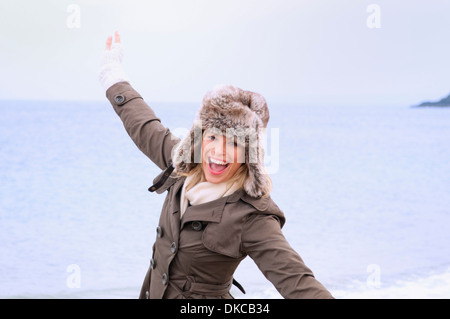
[151,171,281,226]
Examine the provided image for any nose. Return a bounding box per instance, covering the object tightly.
[210,138,227,161]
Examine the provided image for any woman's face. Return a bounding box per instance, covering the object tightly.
[201,130,244,184]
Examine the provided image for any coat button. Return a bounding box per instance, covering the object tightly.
[150,258,156,269]
[192,221,203,231]
[170,242,177,253]
[114,94,125,104]
[162,273,168,285]
[156,226,163,238]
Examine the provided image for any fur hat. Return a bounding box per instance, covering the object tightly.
[172,84,270,198]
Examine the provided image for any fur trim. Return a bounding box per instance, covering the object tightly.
[173,85,270,198]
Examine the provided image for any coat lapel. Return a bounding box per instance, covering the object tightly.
[168,177,184,244]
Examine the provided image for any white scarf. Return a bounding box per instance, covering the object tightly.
[180,174,241,217]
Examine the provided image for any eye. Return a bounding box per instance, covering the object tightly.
[206,135,215,141]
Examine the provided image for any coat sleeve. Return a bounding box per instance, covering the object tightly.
[241,214,334,299]
[105,81,180,170]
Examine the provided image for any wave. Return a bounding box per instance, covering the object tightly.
[4,267,450,299]
[330,266,450,299]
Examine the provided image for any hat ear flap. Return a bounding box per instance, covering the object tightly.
[173,129,193,172]
[244,133,269,198]
[244,162,270,198]
[172,135,190,172]
[173,122,203,173]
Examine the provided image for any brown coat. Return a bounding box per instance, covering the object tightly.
[106,82,333,299]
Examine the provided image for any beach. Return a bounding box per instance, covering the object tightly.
[1,99,449,298]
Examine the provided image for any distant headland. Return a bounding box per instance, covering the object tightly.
[415,93,450,107]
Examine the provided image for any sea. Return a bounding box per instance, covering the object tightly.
[0,98,449,299]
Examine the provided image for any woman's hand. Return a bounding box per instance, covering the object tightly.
[105,30,120,50]
[99,31,129,93]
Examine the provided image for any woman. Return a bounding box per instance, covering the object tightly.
[99,32,333,299]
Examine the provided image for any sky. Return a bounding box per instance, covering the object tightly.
[0,0,450,107]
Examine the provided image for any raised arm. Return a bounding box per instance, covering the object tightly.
[99,32,180,170]
[241,214,334,299]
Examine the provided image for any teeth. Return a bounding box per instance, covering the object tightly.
[209,158,227,165]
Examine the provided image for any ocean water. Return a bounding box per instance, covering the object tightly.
[0,99,449,299]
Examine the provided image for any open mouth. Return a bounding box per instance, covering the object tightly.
[208,157,230,175]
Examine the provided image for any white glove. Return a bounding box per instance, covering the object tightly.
[99,33,129,93]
